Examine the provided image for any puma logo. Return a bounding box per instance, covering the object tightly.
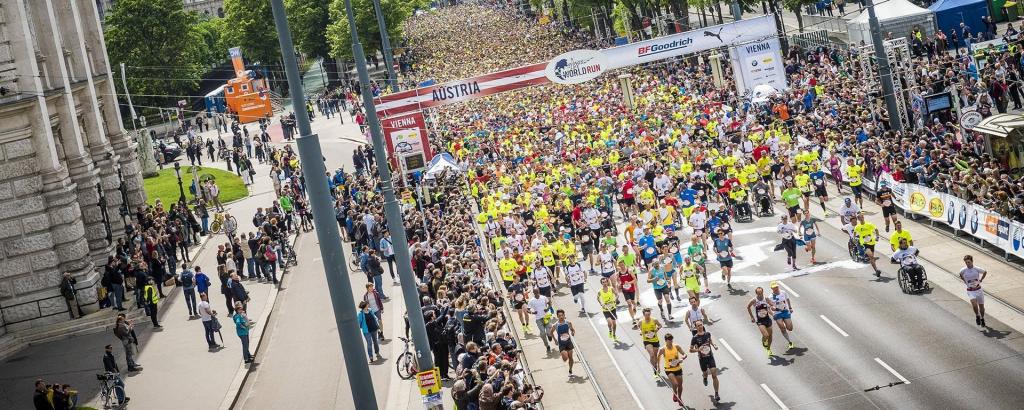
[704,28,724,42]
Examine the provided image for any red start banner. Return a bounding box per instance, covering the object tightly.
[374,62,548,118]
[380,111,432,172]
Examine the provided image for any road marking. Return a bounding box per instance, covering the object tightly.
[819,315,849,337]
[719,338,742,362]
[777,281,800,297]
[582,306,646,409]
[874,358,911,385]
[760,383,789,409]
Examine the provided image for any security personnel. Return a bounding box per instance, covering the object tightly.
[143,277,161,328]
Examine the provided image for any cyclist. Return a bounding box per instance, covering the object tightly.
[959,255,988,327]
[684,296,710,336]
[566,259,588,313]
[854,214,882,276]
[747,287,775,356]
[889,220,913,252]
[648,258,675,321]
[101,344,130,405]
[657,333,687,406]
[713,228,735,288]
[617,262,639,327]
[689,320,721,402]
[640,308,664,380]
[769,282,796,350]
[550,309,577,375]
[876,180,898,232]
[800,210,821,264]
[892,238,924,290]
[598,278,619,341]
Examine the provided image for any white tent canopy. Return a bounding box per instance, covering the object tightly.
[847,0,935,45]
[424,153,461,180]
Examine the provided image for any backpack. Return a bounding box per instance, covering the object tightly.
[442,316,462,341]
[181,271,195,288]
[264,246,277,262]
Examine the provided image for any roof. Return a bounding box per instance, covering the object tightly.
[850,0,933,24]
[972,114,1024,138]
[929,0,986,11]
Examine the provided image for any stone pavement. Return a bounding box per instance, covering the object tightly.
[0,120,299,410]
[808,182,1024,335]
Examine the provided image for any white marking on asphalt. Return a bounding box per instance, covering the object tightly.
[582,306,646,409]
[313,257,322,262]
[777,281,800,297]
[874,358,911,385]
[819,315,849,337]
[719,338,742,362]
[760,383,789,409]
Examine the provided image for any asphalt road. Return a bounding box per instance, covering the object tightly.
[548,205,1024,410]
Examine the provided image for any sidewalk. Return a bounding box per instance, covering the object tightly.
[0,123,295,410]
[809,183,1024,334]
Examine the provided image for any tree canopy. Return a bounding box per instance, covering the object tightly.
[223,0,281,65]
[286,0,332,59]
[326,0,425,60]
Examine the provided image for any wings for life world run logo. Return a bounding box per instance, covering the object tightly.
[545,49,607,85]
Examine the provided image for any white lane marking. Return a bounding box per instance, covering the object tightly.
[874,358,911,385]
[819,315,849,337]
[760,383,789,409]
[719,338,742,362]
[777,281,800,298]
[582,304,646,409]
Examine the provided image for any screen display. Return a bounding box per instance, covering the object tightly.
[925,92,952,113]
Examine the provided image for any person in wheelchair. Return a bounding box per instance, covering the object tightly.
[891,238,925,290]
[730,185,752,221]
[752,181,772,215]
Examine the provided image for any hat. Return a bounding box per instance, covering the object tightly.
[770,281,780,288]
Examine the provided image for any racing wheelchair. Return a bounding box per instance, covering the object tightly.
[891,257,929,294]
[754,187,775,217]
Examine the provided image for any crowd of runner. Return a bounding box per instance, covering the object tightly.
[395,2,1007,407]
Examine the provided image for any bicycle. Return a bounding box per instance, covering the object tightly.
[278,237,298,267]
[395,336,418,380]
[97,372,127,409]
[209,212,238,236]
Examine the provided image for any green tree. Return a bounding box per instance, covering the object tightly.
[223,0,280,64]
[286,0,331,58]
[326,0,422,60]
[104,0,205,110]
[194,16,230,67]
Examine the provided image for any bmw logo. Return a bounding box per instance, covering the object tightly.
[958,204,967,229]
[1014,225,1023,251]
[970,209,979,234]
[751,61,758,67]
[946,201,955,225]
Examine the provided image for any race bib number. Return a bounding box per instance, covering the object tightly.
[656,278,667,287]
[721,223,730,231]
[669,359,682,367]
[646,247,656,255]
[814,179,824,186]
[626,188,634,195]
[559,333,571,341]
[699,345,712,356]
[757,309,768,318]
[515,294,524,301]
[644,331,656,339]
[718,250,729,258]
[966,279,981,289]
[882,200,892,206]
[757,189,766,195]
[805,228,815,236]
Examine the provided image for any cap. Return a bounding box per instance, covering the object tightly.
[770,281,780,288]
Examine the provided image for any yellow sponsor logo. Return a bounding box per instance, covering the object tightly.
[909,192,926,212]
[928,197,944,217]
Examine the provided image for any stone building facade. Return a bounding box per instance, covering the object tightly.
[0,0,146,336]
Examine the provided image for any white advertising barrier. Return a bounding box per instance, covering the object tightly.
[734,37,788,95]
[601,15,779,70]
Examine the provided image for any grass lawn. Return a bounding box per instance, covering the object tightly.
[143,166,248,206]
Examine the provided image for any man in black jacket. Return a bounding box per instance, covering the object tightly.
[230,273,248,312]
[102,346,131,404]
[59,272,81,319]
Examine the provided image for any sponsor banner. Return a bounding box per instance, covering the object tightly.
[374,63,548,118]
[380,111,431,172]
[734,37,788,94]
[1008,221,1024,259]
[545,49,608,85]
[601,15,778,70]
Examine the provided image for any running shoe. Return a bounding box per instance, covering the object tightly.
[714,394,720,402]
[654,372,660,380]
[981,318,987,327]
[976,316,982,325]
[703,376,708,386]
[788,342,795,349]
[612,334,619,342]
[766,347,773,357]
[874,270,881,277]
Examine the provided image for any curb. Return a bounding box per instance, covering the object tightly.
[217,231,300,410]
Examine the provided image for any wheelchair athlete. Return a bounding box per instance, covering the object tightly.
[891,238,925,291]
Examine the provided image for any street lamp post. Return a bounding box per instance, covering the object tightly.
[371,0,399,91]
[268,1,379,409]
[865,0,904,132]
[173,161,187,206]
[342,0,435,375]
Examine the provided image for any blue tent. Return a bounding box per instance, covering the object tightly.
[929,0,990,41]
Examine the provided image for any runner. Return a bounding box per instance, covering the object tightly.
[527,288,552,353]
[648,258,674,321]
[838,197,861,225]
[747,287,776,357]
[689,320,721,402]
[809,167,830,215]
[598,278,619,341]
[639,308,664,380]
[769,282,796,350]
[532,260,554,298]
[678,255,707,299]
[684,296,711,336]
[846,157,865,209]
[781,181,802,218]
[657,333,687,406]
[713,229,735,288]
[889,220,913,252]
[617,262,639,327]
[550,309,576,375]
[801,210,821,264]
[876,180,898,232]
[777,215,800,271]
[688,205,708,249]
[508,274,529,333]
[854,214,882,276]
[687,234,707,276]
[565,259,587,313]
[959,255,989,328]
